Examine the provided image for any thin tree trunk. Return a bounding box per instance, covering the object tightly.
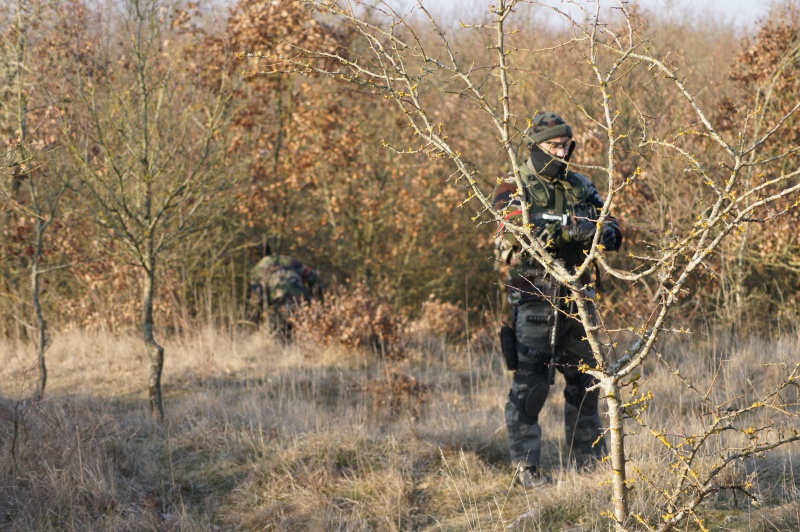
[604,378,629,530]
[15,0,47,398]
[32,217,47,401]
[143,256,164,422]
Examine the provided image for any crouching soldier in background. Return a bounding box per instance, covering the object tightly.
[493,111,623,488]
[248,245,323,339]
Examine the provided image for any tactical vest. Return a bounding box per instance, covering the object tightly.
[517,163,598,268]
[507,164,597,304]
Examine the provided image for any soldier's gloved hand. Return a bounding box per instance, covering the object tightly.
[600,224,619,250]
[569,219,597,245]
[536,220,564,248]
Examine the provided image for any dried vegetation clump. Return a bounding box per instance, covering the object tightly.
[0,398,160,529]
[291,282,409,360]
[407,298,465,341]
[357,367,429,416]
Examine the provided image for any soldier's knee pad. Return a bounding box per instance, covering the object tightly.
[564,373,599,416]
[512,378,550,425]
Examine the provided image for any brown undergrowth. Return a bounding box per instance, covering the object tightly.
[291,282,410,361]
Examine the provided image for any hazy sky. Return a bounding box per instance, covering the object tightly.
[402,0,778,33]
[616,0,773,29]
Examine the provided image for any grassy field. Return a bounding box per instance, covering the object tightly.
[0,325,798,530]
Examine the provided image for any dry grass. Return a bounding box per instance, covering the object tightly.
[0,324,798,530]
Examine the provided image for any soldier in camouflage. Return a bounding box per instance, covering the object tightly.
[249,250,323,337]
[493,111,623,488]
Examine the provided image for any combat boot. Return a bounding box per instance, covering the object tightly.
[570,439,607,472]
[516,465,552,488]
[571,452,602,472]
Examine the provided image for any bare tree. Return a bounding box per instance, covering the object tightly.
[58,0,231,421]
[258,0,800,529]
[0,0,69,399]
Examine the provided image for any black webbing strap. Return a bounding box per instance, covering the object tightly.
[555,183,565,221]
[515,342,549,371]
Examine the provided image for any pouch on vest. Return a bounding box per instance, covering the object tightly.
[500,324,518,371]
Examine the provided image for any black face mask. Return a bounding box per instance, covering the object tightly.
[528,141,574,179]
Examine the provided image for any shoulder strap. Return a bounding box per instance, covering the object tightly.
[554,182,565,215]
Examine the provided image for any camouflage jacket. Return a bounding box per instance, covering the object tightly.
[250,255,323,306]
[493,158,621,303]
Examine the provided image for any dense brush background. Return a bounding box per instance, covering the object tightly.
[2,0,800,529]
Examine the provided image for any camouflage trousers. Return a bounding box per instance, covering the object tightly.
[247,286,296,339]
[505,298,607,469]
[263,304,295,338]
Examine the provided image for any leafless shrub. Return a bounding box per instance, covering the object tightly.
[291,281,409,360]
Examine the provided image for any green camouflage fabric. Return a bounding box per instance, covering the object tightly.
[524,111,573,146]
[250,255,321,306]
[248,255,322,334]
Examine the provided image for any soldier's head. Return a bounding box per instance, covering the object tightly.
[525,111,575,179]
